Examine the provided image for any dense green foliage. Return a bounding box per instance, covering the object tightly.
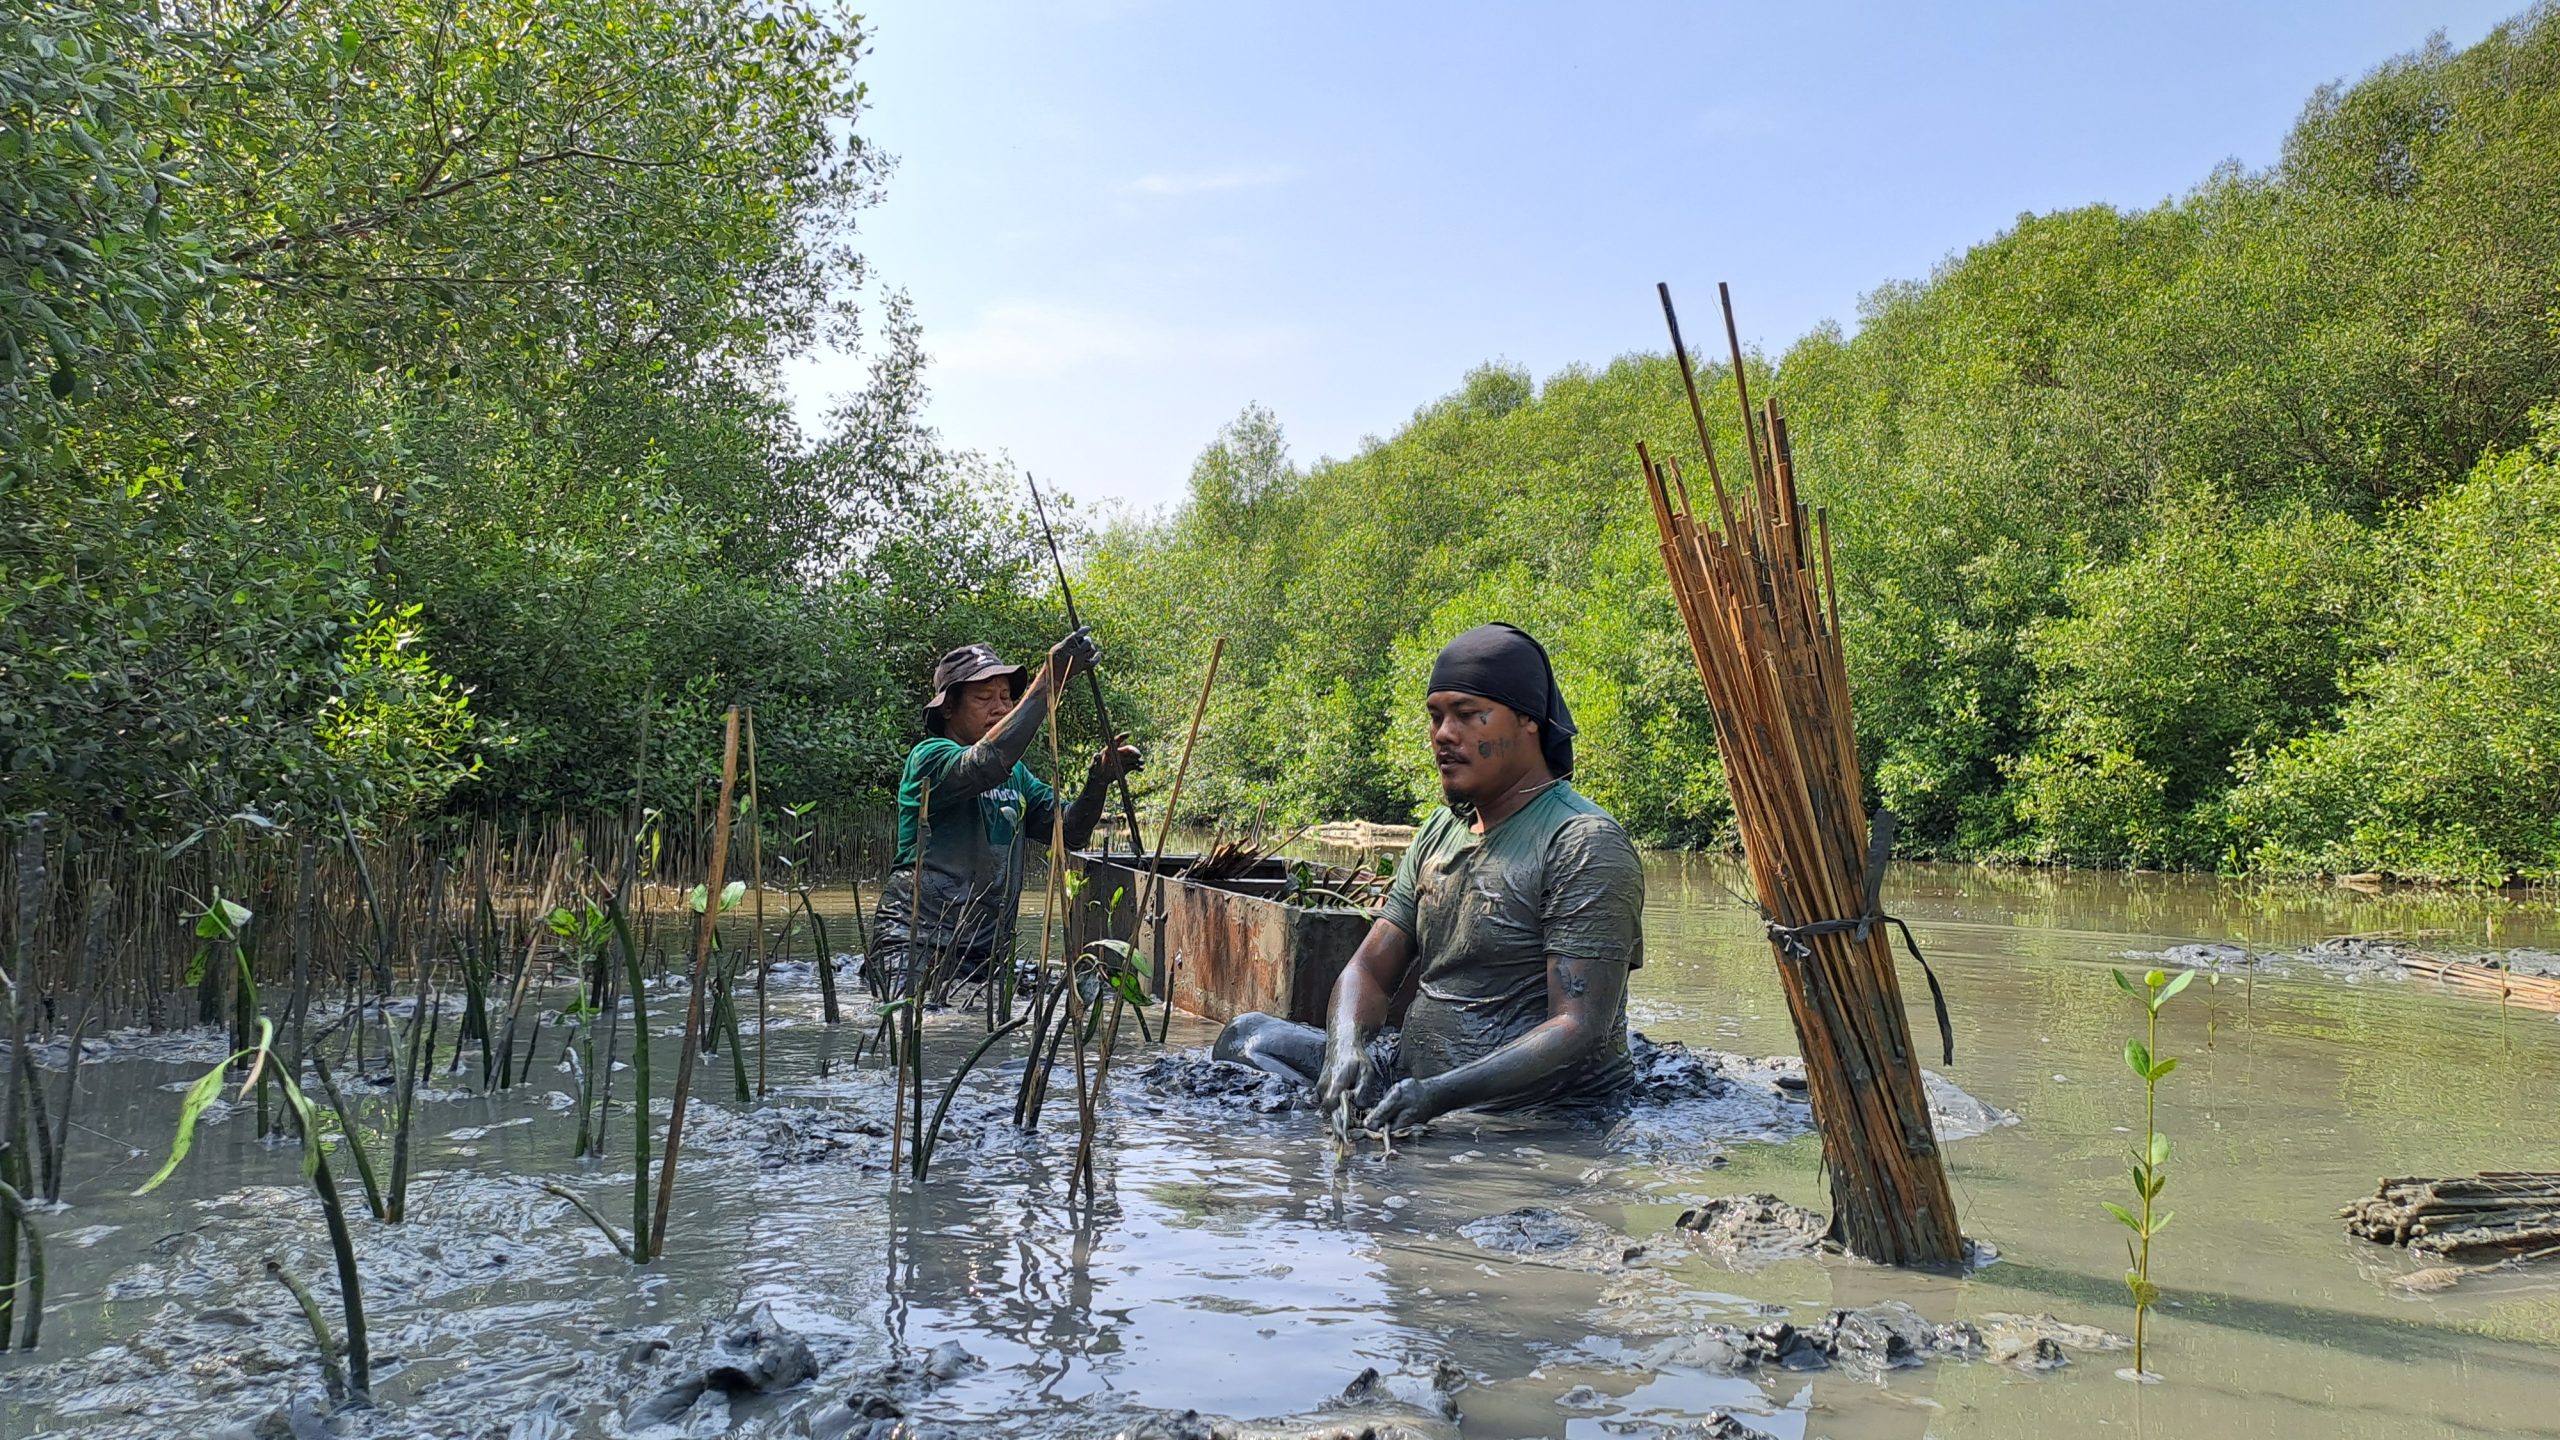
[2,1,1053,846]
[1087,10,2560,882]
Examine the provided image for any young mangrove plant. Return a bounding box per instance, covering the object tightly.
[688,879,750,1102]
[770,800,841,1025]
[141,1018,371,1399]
[548,900,616,1159]
[606,897,656,1263]
[2105,965,2193,1382]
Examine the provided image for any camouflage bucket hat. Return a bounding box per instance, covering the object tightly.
[923,643,1027,734]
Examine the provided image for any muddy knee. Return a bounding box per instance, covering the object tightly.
[1213,1011,1325,1083]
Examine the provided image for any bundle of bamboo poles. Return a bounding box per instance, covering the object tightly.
[1637,283,1962,1267]
[2399,955,2560,1014]
[2342,1173,2560,1257]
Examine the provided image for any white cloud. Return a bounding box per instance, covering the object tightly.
[927,300,1308,377]
[1120,163,1304,197]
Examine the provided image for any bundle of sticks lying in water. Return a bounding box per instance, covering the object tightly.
[2342,1172,2560,1257]
[2398,955,2560,1014]
[1636,283,1963,1267]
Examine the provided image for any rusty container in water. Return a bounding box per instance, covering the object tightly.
[1065,853,1374,1025]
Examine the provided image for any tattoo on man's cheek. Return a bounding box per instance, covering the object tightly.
[1475,736,1516,759]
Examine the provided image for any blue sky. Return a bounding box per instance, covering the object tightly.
[783,2,2525,513]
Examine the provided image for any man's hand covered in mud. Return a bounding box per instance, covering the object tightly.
[1361,1076,1443,1135]
[1316,1031,1382,1127]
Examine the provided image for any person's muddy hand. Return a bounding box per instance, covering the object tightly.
[1046,626,1100,687]
[1316,1035,1380,1127]
[1088,732,1143,784]
[1362,1076,1442,1136]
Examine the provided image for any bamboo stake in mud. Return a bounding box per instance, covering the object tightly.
[652,705,742,1254]
[1136,637,1225,1006]
[746,708,770,1099]
[1636,285,1964,1268]
[889,781,928,1178]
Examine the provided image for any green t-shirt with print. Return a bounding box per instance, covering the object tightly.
[1378,781,1642,1110]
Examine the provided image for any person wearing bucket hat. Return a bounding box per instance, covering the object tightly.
[874,626,1142,989]
[1212,622,1641,1130]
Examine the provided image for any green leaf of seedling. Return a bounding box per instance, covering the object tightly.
[2126,1038,2152,1079]
[136,1048,255,1193]
[2111,968,2142,999]
[2131,1164,2153,1194]
[2150,1210,2174,1235]
[2148,1133,2171,1167]
[2149,1057,2180,1081]
[1109,971,1152,1009]
[719,880,745,912]
[2102,1201,2143,1232]
[2145,1171,2168,1200]
[688,884,708,913]
[1084,938,1141,971]
[2158,970,2196,1003]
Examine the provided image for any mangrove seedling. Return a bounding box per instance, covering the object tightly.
[142,1019,371,1397]
[687,878,752,1100]
[771,800,841,1024]
[605,899,656,1263]
[2105,965,2193,1381]
[548,900,616,1158]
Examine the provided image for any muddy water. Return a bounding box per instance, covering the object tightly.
[4,859,2559,1438]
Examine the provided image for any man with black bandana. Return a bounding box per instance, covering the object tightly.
[1213,622,1643,1130]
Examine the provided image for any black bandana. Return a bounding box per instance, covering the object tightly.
[1427,623,1577,777]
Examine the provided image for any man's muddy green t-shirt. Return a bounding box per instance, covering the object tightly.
[1378,782,1643,1111]
[875,736,1059,959]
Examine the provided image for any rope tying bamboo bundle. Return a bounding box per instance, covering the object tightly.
[1636,282,1964,1266]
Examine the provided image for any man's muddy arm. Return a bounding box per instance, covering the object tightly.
[1317,919,1415,1111]
[1365,951,1626,1127]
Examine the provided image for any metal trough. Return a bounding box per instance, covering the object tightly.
[1065,852,1376,1026]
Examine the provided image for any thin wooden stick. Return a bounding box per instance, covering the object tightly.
[1136,636,1226,1004]
[746,708,769,1099]
[652,706,742,1253]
